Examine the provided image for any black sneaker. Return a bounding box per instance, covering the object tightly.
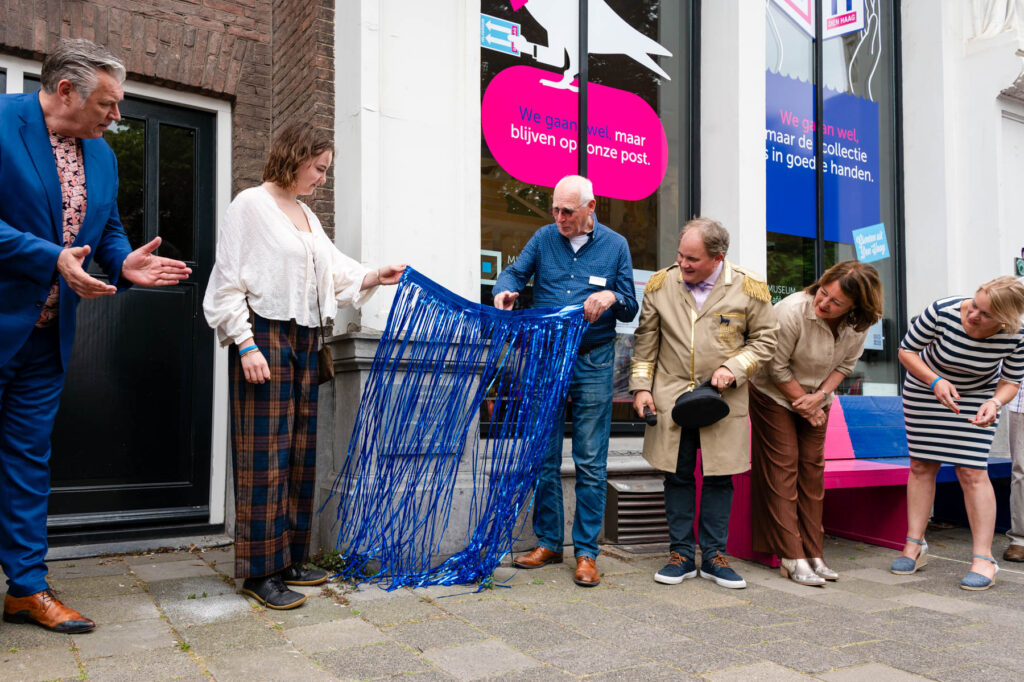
[280,564,329,586]
[239,574,307,609]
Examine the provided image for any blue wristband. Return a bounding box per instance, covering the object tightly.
[929,376,943,390]
[238,344,258,356]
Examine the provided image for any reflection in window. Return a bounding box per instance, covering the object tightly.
[764,1,901,395]
[103,118,146,248]
[158,124,196,262]
[480,1,692,427]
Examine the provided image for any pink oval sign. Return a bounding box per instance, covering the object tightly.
[482,66,668,201]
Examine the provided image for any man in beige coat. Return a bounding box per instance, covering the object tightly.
[631,218,778,589]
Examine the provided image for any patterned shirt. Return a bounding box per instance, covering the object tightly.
[493,221,638,347]
[36,131,87,327]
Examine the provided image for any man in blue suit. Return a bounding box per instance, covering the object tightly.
[0,39,191,633]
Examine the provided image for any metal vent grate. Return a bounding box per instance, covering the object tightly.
[603,478,669,544]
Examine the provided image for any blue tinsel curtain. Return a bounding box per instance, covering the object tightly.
[325,267,587,589]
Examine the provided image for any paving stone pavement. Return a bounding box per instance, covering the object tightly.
[2,526,1023,681]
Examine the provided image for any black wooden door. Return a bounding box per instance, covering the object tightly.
[47,95,216,537]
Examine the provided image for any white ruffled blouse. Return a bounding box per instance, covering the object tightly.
[203,186,377,347]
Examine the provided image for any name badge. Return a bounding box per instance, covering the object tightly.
[589,275,607,287]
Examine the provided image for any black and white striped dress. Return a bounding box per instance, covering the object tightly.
[901,297,1024,468]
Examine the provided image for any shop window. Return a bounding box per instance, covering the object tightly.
[479,0,695,430]
[765,0,902,395]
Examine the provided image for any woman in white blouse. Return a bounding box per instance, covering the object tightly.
[748,261,883,587]
[204,122,404,610]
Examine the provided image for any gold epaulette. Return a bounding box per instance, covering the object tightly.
[645,270,667,294]
[733,267,771,303]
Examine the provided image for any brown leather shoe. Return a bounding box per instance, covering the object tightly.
[3,589,95,633]
[573,556,600,587]
[1003,544,1024,562]
[512,546,563,569]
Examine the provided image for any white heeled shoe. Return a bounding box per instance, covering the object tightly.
[779,558,826,586]
[809,557,839,581]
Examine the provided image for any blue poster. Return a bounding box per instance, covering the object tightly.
[765,71,880,244]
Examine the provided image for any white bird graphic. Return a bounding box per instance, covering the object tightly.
[510,0,672,91]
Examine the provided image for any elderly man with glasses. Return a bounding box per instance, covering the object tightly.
[493,174,637,587]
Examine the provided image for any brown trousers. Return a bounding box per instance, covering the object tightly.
[749,384,830,558]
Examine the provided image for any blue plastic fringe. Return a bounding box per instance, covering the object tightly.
[324,267,587,590]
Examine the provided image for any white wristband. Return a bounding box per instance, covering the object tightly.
[986,397,1003,408]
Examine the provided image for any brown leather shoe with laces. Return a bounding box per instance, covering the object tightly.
[1004,544,1024,562]
[3,589,96,633]
[573,556,600,587]
[512,546,563,569]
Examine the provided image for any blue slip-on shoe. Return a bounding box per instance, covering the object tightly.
[654,552,697,585]
[960,555,999,591]
[890,537,928,575]
[699,550,747,589]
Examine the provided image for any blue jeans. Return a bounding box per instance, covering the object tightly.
[664,428,734,559]
[533,341,614,560]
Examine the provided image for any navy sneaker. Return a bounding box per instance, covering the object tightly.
[699,550,747,589]
[655,552,697,585]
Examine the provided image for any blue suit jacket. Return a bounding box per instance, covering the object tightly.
[0,92,132,370]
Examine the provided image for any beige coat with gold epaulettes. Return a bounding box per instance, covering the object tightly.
[629,261,779,476]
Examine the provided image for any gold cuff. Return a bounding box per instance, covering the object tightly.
[732,351,757,375]
[631,360,655,379]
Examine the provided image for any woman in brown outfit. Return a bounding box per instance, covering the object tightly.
[749,261,883,586]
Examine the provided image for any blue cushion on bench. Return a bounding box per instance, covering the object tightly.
[837,396,909,460]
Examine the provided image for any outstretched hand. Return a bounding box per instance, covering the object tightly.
[493,291,520,311]
[57,245,117,298]
[377,264,406,285]
[121,237,192,287]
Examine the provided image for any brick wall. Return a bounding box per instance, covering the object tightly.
[0,0,336,232]
[272,0,335,235]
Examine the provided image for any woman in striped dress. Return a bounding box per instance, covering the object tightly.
[891,277,1024,590]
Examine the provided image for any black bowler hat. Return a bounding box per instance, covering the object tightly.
[671,380,730,428]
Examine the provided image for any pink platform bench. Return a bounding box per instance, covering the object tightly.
[718,395,1013,566]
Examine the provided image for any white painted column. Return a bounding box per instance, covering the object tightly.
[700,1,767,273]
[334,0,481,333]
[902,0,1024,314]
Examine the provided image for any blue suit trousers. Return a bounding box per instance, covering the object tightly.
[0,325,65,596]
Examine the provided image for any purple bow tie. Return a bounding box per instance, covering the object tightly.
[686,280,712,292]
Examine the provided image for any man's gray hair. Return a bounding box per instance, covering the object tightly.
[681,217,730,257]
[40,38,125,99]
[555,174,595,203]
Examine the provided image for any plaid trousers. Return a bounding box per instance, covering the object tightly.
[230,314,319,579]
